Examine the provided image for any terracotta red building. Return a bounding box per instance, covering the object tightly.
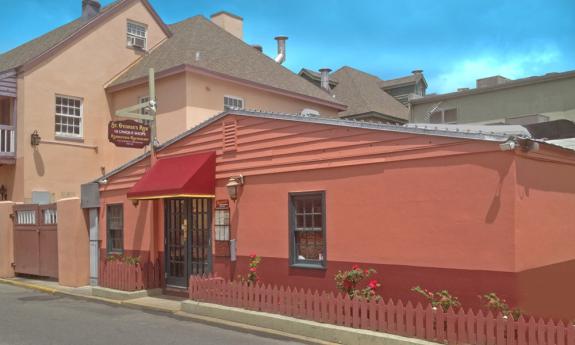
[94,109,575,320]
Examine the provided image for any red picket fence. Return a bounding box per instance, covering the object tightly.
[99,259,162,291]
[189,276,575,345]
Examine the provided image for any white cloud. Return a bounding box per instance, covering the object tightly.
[429,46,561,94]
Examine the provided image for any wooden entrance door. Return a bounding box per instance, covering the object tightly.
[164,198,212,287]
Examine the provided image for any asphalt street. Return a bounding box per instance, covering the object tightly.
[0,284,308,345]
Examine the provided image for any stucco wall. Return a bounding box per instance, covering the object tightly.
[0,201,15,278]
[185,72,340,127]
[56,198,90,287]
[411,77,575,124]
[12,0,167,202]
[108,70,341,146]
[514,150,575,319]
[109,73,188,153]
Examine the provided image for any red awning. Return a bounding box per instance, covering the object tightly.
[127,151,216,200]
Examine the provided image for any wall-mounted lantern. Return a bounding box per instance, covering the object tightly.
[31,130,41,147]
[0,185,7,201]
[131,199,139,207]
[226,175,244,201]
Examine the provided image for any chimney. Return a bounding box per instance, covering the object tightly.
[251,44,263,53]
[210,11,243,40]
[476,75,510,89]
[82,0,101,20]
[412,69,423,75]
[319,68,332,91]
[274,36,288,64]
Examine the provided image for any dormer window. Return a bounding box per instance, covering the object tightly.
[127,21,147,50]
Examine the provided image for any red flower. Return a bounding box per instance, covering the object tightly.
[364,269,370,275]
[249,267,257,272]
[352,264,360,271]
[368,279,379,290]
[249,253,257,259]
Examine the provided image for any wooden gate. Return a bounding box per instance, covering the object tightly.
[13,204,58,278]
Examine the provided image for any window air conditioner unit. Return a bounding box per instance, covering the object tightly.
[129,37,146,50]
[300,108,320,117]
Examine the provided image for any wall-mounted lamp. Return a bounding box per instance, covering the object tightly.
[131,199,139,207]
[0,184,7,201]
[226,175,244,201]
[31,130,41,147]
[98,178,108,185]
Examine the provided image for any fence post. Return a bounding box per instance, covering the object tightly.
[425,304,435,341]
[446,308,457,345]
[0,201,15,278]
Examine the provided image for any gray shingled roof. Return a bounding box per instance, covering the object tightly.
[0,1,120,73]
[109,16,344,106]
[379,74,420,88]
[330,67,409,120]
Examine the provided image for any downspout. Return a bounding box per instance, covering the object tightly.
[81,182,101,286]
[89,208,99,286]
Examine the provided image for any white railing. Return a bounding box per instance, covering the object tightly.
[16,210,36,225]
[43,209,57,225]
[0,125,15,155]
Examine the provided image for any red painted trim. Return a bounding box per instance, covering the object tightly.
[106,63,348,111]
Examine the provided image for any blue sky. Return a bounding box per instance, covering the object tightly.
[1,0,574,93]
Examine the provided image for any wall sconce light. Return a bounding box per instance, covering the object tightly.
[131,199,139,207]
[0,184,7,201]
[226,175,244,201]
[31,130,41,147]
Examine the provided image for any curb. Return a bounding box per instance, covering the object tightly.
[0,279,331,344]
[0,278,122,305]
[182,300,437,345]
[0,278,59,295]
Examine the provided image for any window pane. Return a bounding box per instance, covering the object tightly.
[55,96,82,136]
[429,111,442,124]
[291,193,325,266]
[444,109,457,123]
[107,204,123,252]
[295,231,324,260]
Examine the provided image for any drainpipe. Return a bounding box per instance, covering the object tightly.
[274,36,288,64]
[81,183,101,286]
[88,208,99,286]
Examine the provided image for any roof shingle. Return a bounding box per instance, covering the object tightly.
[0,1,122,73]
[330,67,409,120]
[109,16,344,107]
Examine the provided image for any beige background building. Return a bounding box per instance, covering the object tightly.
[410,70,575,125]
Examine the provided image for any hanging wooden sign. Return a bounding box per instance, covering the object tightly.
[108,120,151,148]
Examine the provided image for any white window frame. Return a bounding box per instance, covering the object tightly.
[127,21,147,49]
[223,95,244,111]
[55,95,83,138]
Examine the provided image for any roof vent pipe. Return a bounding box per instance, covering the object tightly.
[319,68,332,91]
[82,0,101,20]
[274,36,288,64]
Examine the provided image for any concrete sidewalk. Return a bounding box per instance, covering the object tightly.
[0,277,436,345]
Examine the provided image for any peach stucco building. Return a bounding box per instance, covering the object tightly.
[96,109,575,320]
[0,0,344,203]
